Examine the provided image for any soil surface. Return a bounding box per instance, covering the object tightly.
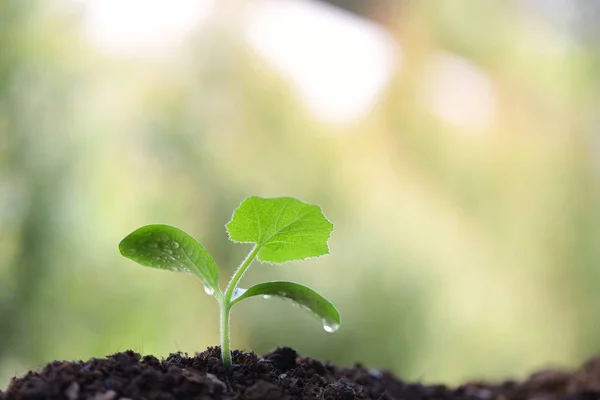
[2,347,600,400]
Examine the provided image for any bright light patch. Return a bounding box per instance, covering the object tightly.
[420,52,497,133]
[246,0,399,125]
[71,0,398,124]
[72,0,215,55]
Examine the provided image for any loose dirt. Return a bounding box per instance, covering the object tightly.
[3,347,600,399]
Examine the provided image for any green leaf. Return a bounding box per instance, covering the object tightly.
[119,224,219,292]
[230,281,340,332]
[226,196,333,263]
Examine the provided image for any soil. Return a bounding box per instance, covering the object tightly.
[2,347,600,400]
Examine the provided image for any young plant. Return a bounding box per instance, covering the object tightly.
[118,196,340,368]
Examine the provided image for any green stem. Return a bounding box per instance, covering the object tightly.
[220,244,260,368]
[224,244,261,302]
[220,301,232,367]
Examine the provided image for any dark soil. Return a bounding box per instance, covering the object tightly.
[2,347,600,400]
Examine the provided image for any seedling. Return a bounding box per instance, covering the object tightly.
[119,196,340,368]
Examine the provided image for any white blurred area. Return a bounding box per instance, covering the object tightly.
[419,52,497,133]
[245,0,398,124]
[69,0,497,128]
[71,0,217,55]
[69,0,399,125]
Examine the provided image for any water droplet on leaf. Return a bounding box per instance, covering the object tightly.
[171,241,180,249]
[232,288,246,301]
[204,285,215,296]
[322,320,339,333]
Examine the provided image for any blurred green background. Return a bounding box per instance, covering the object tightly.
[2,0,599,389]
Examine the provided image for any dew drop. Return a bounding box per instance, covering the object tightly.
[322,320,340,333]
[171,241,180,249]
[232,288,247,301]
[164,249,173,255]
[204,285,215,296]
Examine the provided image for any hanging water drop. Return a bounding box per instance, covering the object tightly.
[262,295,272,299]
[322,320,340,333]
[204,285,215,296]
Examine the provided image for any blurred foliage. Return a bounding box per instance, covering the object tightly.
[2,0,600,389]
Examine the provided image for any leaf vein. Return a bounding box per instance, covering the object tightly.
[263,208,315,243]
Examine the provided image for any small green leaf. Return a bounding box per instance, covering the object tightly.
[119,224,219,292]
[226,196,333,263]
[230,281,340,332]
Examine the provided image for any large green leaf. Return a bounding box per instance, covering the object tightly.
[119,224,219,293]
[226,196,333,263]
[230,281,340,332]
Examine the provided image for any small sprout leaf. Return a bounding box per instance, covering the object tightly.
[230,281,340,331]
[226,196,333,263]
[119,196,340,368]
[119,224,220,293]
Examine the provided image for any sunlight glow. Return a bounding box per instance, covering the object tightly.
[246,0,399,125]
[73,0,215,55]
[419,52,497,133]
[72,0,398,124]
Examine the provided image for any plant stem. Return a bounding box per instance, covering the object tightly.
[220,301,232,367]
[221,244,260,368]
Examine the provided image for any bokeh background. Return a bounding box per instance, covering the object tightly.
[2,0,599,389]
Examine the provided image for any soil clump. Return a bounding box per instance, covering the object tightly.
[3,347,600,399]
